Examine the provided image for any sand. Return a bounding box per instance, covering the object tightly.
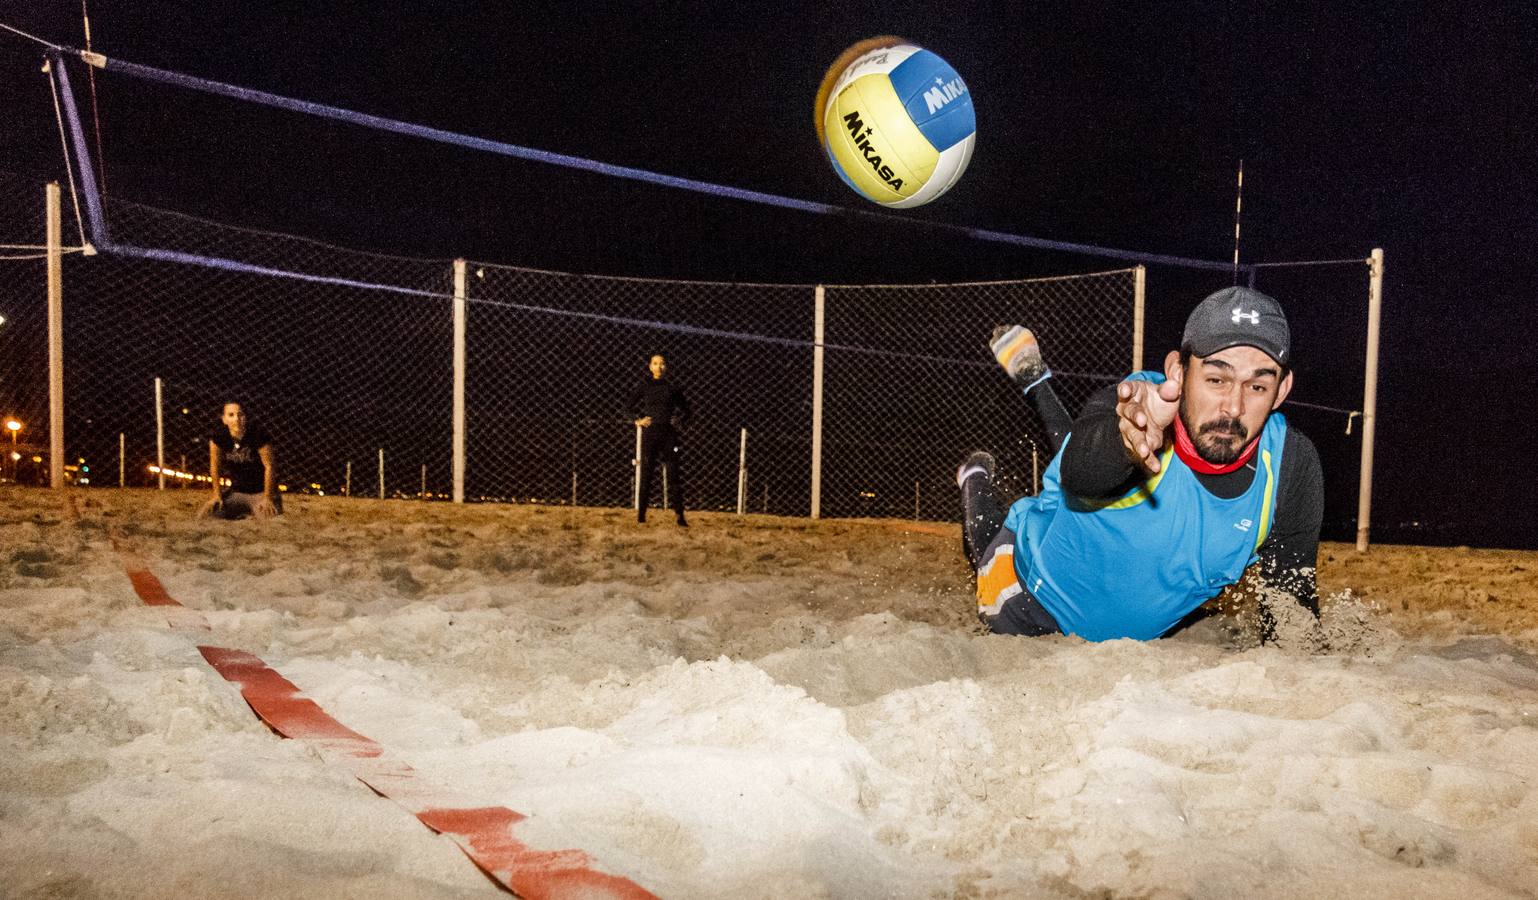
[2,486,1536,898]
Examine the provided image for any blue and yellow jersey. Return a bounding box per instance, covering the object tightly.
[1003,372,1288,641]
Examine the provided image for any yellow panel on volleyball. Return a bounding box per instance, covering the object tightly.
[823,74,939,204]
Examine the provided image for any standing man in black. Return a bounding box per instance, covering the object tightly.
[631,353,691,526]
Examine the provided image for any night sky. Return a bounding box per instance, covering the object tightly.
[3,2,1536,546]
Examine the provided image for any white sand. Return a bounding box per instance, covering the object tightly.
[2,487,1536,898]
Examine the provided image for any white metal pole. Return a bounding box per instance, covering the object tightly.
[662,465,669,511]
[1132,265,1146,372]
[1356,248,1384,552]
[378,448,385,500]
[420,462,427,499]
[118,432,124,487]
[154,377,165,490]
[811,285,826,519]
[633,424,642,512]
[46,182,65,489]
[736,427,747,515]
[345,460,352,497]
[452,259,467,504]
[1032,443,1040,495]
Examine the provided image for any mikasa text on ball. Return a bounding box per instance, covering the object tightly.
[816,37,976,208]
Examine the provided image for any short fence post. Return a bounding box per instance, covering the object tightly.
[810,285,825,519]
[345,461,352,497]
[378,448,385,499]
[420,462,427,499]
[632,424,642,512]
[118,432,125,487]
[452,259,467,504]
[154,377,165,490]
[1132,265,1146,372]
[736,427,748,515]
[46,182,65,489]
[914,480,920,520]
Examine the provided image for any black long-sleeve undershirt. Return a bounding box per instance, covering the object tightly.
[1059,383,1323,614]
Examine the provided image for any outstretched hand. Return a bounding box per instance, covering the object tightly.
[1115,377,1181,474]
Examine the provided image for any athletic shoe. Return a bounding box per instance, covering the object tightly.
[956,450,997,488]
[989,325,1051,391]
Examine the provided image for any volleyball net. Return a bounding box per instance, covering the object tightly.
[0,46,1373,526]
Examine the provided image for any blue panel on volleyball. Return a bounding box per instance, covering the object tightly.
[824,145,863,195]
[890,50,975,152]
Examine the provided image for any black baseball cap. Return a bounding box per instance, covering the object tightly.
[1181,286,1290,366]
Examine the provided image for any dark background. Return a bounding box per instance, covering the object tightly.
[2,2,1535,546]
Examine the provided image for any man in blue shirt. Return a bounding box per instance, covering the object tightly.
[959,287,1323,641]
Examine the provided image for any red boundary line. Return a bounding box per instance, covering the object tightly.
[85,498,655,900]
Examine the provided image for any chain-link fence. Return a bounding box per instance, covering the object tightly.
[0,171,1141,518]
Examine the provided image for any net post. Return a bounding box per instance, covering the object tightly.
[46,182,65,489]
[1356,248,1384,552]
[118,432,125,487]
[154,377,164,490]
[811,285,825,520]
[452,259,467,503]
[345,460,351,497]
[377,448,385,499]
[1132,265,1146,372]
[737,427,747,515]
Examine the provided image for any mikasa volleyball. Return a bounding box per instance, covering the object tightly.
[815,37,976,208]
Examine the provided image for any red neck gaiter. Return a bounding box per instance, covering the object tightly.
[1173,415,1259,475]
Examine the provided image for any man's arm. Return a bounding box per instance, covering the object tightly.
[256,444,279,518]
[672,386,691,428]
[1256,429,1324,616]
[1059,383,1149,498]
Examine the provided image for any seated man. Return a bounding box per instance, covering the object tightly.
[959,286,1323,641]
[198,401,282,520]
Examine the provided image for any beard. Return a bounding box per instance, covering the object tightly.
[1180,399,1250,465]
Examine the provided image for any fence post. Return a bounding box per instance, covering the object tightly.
[154,377,165,490]
[345,460,351,497]
[736,427,747,515]
[1132,264,1146,372]
[632,424,642,512]
[118,432,124,487]
[914,480,920,520]
[1356,247,1384,552]
[46,182,65,489]
[420,462,427,499]
[378,448,385,499]
[452,259,467,503]
[811,285,825,519]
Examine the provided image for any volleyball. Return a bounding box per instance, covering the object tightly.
[814,37,976,208]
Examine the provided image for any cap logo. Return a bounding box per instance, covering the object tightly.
[1231,307,1260,325]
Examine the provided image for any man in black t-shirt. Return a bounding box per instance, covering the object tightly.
[630,353,691,526]
[198,401,282,520]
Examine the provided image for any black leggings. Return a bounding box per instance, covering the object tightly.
[637,426,684,519]
[961,379,1071,567]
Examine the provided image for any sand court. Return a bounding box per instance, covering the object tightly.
[3,486,1536,898]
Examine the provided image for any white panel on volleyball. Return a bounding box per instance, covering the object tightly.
[889,133,976,209]
[827,43,920,97]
